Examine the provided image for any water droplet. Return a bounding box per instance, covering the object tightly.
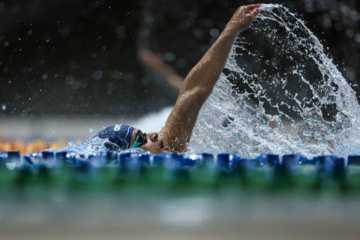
[210,28,220,37]
[92,70,103,80]
[2,104,6,110]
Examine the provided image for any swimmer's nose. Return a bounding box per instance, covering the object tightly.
[149,132,159,142]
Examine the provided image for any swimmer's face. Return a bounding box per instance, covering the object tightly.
[130,129,170,154]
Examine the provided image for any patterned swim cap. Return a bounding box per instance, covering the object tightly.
[94,124,134,150]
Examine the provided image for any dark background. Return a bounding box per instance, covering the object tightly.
[0,0,359,119]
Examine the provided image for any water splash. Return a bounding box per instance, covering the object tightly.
[187,4,360,158]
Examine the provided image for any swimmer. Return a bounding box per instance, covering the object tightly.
[92,4,261,154]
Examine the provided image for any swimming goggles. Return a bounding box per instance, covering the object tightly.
[130,132,147,148]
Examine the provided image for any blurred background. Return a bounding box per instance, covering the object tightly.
[1,1,360,239]
[1,0,359,116]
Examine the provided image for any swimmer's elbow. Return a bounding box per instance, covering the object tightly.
[196,85,214,100]
[180,78,214,96]
[184,86,212,103]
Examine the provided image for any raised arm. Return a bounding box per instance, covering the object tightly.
[160,4,261,152]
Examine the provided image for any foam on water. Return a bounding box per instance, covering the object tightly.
[187,4,360,158]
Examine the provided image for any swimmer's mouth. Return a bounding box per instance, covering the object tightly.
[160,140,170,151]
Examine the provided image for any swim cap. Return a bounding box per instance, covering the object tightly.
[94,124,134,151]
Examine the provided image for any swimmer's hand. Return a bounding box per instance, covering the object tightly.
[226,4,261,34]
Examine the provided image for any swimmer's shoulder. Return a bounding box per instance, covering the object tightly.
[159,124,187,153]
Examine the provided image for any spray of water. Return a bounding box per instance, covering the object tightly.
[187,4,360,158]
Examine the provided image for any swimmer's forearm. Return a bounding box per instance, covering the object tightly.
[161,30,239,152]
[180,29,237,97]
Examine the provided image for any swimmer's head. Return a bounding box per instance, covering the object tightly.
[95,124,170,154]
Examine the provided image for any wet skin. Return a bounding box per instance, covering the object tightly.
[130,129,170,154]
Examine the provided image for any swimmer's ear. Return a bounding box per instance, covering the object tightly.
[104,141,120,151]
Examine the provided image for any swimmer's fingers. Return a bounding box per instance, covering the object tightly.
[247,7,260,18]
[245,4,262,11]
[242,4,261,18]
[228,4,261,32]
